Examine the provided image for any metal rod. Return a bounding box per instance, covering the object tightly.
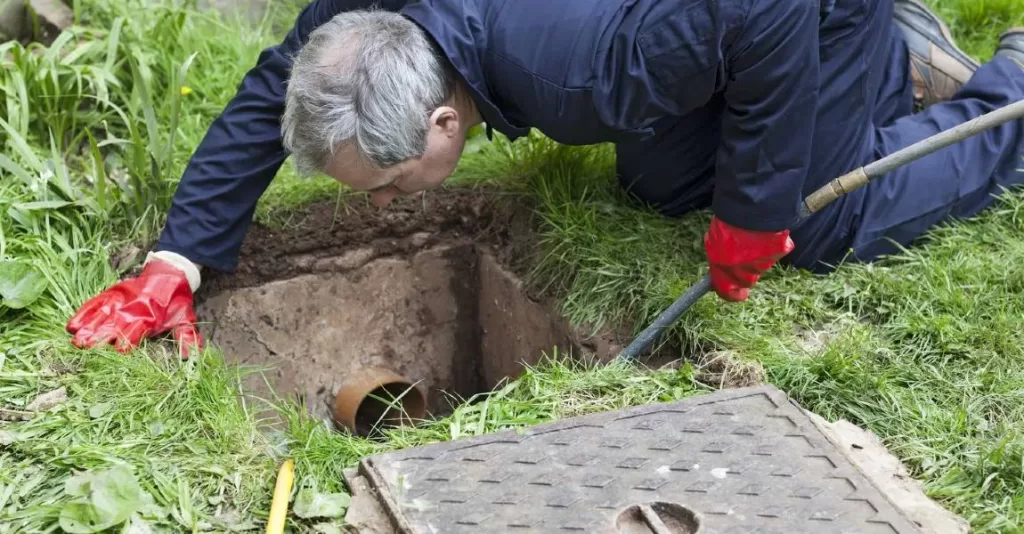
[616,274,712,362]
[616,97,1024,363]
[865,98,1024,180]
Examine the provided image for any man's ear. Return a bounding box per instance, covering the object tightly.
[430,106,460,137]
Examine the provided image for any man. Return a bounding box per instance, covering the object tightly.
[66,0,1024,358]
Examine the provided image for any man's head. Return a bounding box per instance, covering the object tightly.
[281,10,478,207]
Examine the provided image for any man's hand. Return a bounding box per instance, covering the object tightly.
[704,216,795,302]
[66,257,203,358]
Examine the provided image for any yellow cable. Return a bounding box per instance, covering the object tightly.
[266,459,295,534]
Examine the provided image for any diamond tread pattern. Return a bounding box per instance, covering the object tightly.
[357,385,921,533]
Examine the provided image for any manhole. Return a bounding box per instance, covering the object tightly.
[344,386,923,533]
[192,189,629,433]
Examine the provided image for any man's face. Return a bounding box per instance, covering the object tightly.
[324,106,468,207]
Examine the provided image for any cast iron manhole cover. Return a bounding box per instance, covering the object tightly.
[350,385,921,533]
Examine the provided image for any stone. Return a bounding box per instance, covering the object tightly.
[28,0,72,45]
[0,0,28,42]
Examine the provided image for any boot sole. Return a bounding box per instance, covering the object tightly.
[999,27,1024,39]
[896,0,980,68]
[996,27,1024,67]
[998,26,1024,49]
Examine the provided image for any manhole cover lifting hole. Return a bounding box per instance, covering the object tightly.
[616,502,701,534]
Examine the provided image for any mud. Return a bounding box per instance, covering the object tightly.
[193,188,628,431]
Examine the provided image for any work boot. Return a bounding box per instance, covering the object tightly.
[894,0,979,108]
[995,28,1024,70]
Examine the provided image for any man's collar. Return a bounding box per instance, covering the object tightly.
[400,0,530,142]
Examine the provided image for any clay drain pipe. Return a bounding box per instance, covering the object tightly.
[333,366,427,436]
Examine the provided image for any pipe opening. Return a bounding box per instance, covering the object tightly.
[356,383,426,435]
[333,372,428,437]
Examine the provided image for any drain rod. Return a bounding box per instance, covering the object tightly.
[616,97,1024,363]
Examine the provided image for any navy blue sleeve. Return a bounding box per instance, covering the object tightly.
[711,0,820,231]
[155,0,406,271]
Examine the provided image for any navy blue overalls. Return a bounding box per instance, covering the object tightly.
[155,0,1024,274]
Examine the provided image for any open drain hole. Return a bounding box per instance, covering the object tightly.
[615,502,701,534]
[191,191,637,436]
[195,239,571,436]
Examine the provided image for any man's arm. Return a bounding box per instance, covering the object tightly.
[711,0,820,231]
[155,0,407,273]
[699,0,820,301]
[593,0,818,301]
[65,0,405,358]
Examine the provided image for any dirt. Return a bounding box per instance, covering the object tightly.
[654,348,766,390]
[198,187,538,296]
[193,187,632,432]
[693,350,767,389]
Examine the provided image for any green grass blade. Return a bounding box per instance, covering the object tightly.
[85,131,109,214]
[3,68,30,137]
[127,52,160,162]
[41,31,74,64]
[47,132,75,202]
[0,117,43,171]
[104,17,124,73]
[0,155,35,189]
[166,52,197,161]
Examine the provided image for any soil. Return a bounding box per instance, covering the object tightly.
[693,350,766,389]
[192,187,633,433]
[198,187,539,295]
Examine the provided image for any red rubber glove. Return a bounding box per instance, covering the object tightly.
[704,216,795,302]
[66,259,203,359]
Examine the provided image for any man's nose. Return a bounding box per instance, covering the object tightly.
[370,189,399,207]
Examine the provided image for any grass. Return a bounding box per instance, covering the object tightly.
[2,0,1024,532]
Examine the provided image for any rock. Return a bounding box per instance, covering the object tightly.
[0,0,28,42]
[0,0,72,46]
[25,386,68,412]
[29,0,73,45]
[341,469,396,534]
[312,247,377,271]
[409,232,432,248]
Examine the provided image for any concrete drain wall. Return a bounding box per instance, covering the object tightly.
[194,239,603,432]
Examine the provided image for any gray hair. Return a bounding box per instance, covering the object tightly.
[280,9,456,175]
